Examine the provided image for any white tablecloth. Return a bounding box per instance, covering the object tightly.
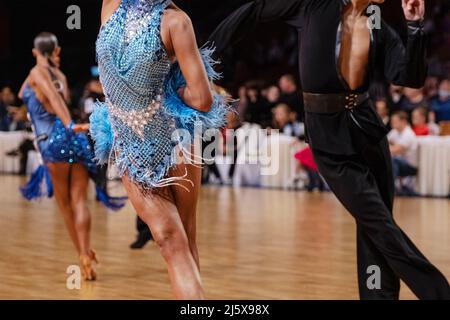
[417,136,450,197]
[265,136,450,196]
[214,131,450,196]
[5,129,447,196]
[213,129,302,189]
[260,135,302,189]
[0,131,28,173]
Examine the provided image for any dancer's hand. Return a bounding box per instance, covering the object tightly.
[402,0,425,21]
[73,123,90,133]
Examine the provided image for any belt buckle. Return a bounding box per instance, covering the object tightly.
[345,93,358,110]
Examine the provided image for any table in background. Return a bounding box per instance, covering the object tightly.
[8,129,446,196]
[417,136,450,197]
[254,135,450,196]
[213,132,302,189]
[0,131,27,173]
[260,135,303,189]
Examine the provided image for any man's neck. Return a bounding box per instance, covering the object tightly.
[350,0,371,16]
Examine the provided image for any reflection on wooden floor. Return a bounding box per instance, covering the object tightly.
[0,175,449,300]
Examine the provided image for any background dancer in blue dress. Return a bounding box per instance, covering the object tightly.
[19,32,126,281]
[93,0,229,299]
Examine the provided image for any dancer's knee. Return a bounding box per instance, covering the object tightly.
[58,200,73,217]
[70,198,89,226]
[153,225,190,261]
[70,196,86,214]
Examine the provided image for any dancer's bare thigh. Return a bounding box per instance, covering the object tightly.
[169,163,201,237]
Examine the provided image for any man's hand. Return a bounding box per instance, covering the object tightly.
[402,0,425,21]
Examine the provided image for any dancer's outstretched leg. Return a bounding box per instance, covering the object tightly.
[47,162,80,254]
[122,174,204,300]
[313,139,450,299]
[170,163,202,269]
[70,163,97,280]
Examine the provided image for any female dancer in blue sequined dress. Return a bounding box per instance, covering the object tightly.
[94,0,229,299]
[19,33,125,281]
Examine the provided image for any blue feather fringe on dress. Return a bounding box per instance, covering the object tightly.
[90,0,231,192]
[20,164,53,200]
[90,47,231,165]
[164,47,230,136]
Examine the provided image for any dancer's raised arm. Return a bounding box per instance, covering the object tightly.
[382,0,426,88]
[208,0,305,54]
[101,0,121,26]
[29,66,72,127]
[162,9,213,112]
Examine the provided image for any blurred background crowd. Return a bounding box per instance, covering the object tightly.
[1,0,450,197]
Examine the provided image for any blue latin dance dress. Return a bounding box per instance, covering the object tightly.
[91,0,229,193]
[20,80,126,211]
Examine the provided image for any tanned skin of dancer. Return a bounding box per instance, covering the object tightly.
[19,43,97,280]
[101,0,213,299]
[340,0,424,90]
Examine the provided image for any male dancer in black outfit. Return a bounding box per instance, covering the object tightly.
[209,0,450,299]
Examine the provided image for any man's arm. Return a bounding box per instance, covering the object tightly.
[208,0,304,54]
[382,0,426,88]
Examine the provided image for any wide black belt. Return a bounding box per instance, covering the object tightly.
[303,92,370,114]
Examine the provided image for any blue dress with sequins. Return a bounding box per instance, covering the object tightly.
[22,85,96,169]
[91,0,229,191]
[20,85,126,210]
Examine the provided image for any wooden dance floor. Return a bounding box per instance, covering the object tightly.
[0,174,449,300]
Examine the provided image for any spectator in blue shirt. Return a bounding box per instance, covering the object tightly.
[430,78,450,123]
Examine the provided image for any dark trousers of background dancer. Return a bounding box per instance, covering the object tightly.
[6,138,35,175]
[202,134,223,184]
[309,105,450,299]
[202,129,240,184]
[86,135,110,202]
[130,216,154,249]
[95,164,108,194]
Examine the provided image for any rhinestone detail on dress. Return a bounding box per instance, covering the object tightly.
[107,96,163,139]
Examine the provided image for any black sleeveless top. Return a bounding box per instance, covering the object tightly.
[209,0,426,94]
[209,0,427,155]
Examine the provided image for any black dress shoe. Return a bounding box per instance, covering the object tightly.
[130,232,153,249]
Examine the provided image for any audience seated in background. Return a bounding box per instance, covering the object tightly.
[388,84,404,113]
[0,86,16,131]
[272,103,304,138]
[375,98,390,129]
[399,87,429,114]
[263,85,281,109]
[0,87,28,131]
[412,106,439,136]
[278,74,303,120]
[430,78,450,123]
[78,78,105,122]
[423,75,440,100]
[239,81,267,125]
[259,85,280,128]
[388,112,418,194]
[7,105,28,131]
